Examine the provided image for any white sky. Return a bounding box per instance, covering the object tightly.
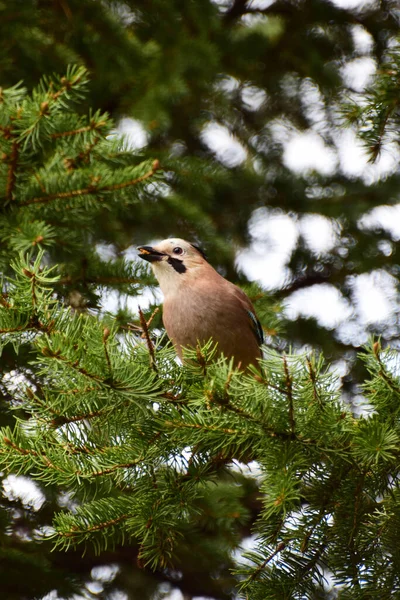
[3,474,45,511]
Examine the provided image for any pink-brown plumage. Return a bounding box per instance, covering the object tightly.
[138,238,262,370]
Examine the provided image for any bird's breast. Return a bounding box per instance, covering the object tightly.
[162,286,261,368]
[163,291,216,349]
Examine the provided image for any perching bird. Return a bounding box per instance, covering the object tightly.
[138,238,263,370]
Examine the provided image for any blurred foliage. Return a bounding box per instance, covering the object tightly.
[1,0,400,598]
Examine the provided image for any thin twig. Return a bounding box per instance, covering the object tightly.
[253,373,290,395]
[60,513,130,537]
[144,307,160,330]
[247,542,286,583]
[103,327,112,373]
[283,355,295,437]
[2,438,61,471]
[43,350,104,382]
[164,420,238,435]
[196,344,207,376]
[79,459,142,478]
[51,409,106,427]
[306,356,322,407]
[224,369,234,399]
[51,122,107,138]
[349,473,366,545]
[138,306,157,372]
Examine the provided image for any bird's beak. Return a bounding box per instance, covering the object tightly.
[137,246,166,263]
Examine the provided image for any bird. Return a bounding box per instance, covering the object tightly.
[137,238,263,370]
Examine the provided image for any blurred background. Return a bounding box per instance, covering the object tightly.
[1,0,400,598]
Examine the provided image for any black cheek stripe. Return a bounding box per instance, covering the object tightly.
[167,257,187,274]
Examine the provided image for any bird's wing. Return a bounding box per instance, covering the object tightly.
[247,309,264,346]
[230,284,264,347]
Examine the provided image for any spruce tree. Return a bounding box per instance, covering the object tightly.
[1,66,400,599]
[1,1,400,598]
[0,66,276,599]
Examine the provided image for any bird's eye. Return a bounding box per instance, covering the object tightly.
[173,247,183,255]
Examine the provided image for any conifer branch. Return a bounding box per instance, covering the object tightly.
[51,408,107,427]
[51,121,108,138]
[306,357,322,407]
[300,519,322,555]
[3,436,143,478]
[196,345,208,376]
[223,367,234,399]
[5,140,19,201]
[0,295,11,308]
[103,327,112,374]
[19,160,160,206]
[144,307,160,330]
[373,342,400,398]
[19,69,86,142]
[49,386,98,395]
[33,171,47,193]
[0,324,32,334]
[298,538,329,578]
[253,373,289,395]
[210,373,295,440]
[73,135,102,165]
[160,391,186,404]
[61,442,100,455]
[248,542,286,583]
[2,437,33,456]
[0,315,51,334]
[80,460,143,478]
[41,349,104,381]
[300,465,352,553]
[59,513,130,537]
[30,273,37,306]
[349,473,366,545]
[2,437,62,471]
[369,105,392,161]
[164,420,238,435]
[283,355,295,437]
[138,306,157,372]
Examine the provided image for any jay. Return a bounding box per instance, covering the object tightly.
[138,238,263,370]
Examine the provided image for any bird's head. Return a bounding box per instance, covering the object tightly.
[138,238,207,295]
